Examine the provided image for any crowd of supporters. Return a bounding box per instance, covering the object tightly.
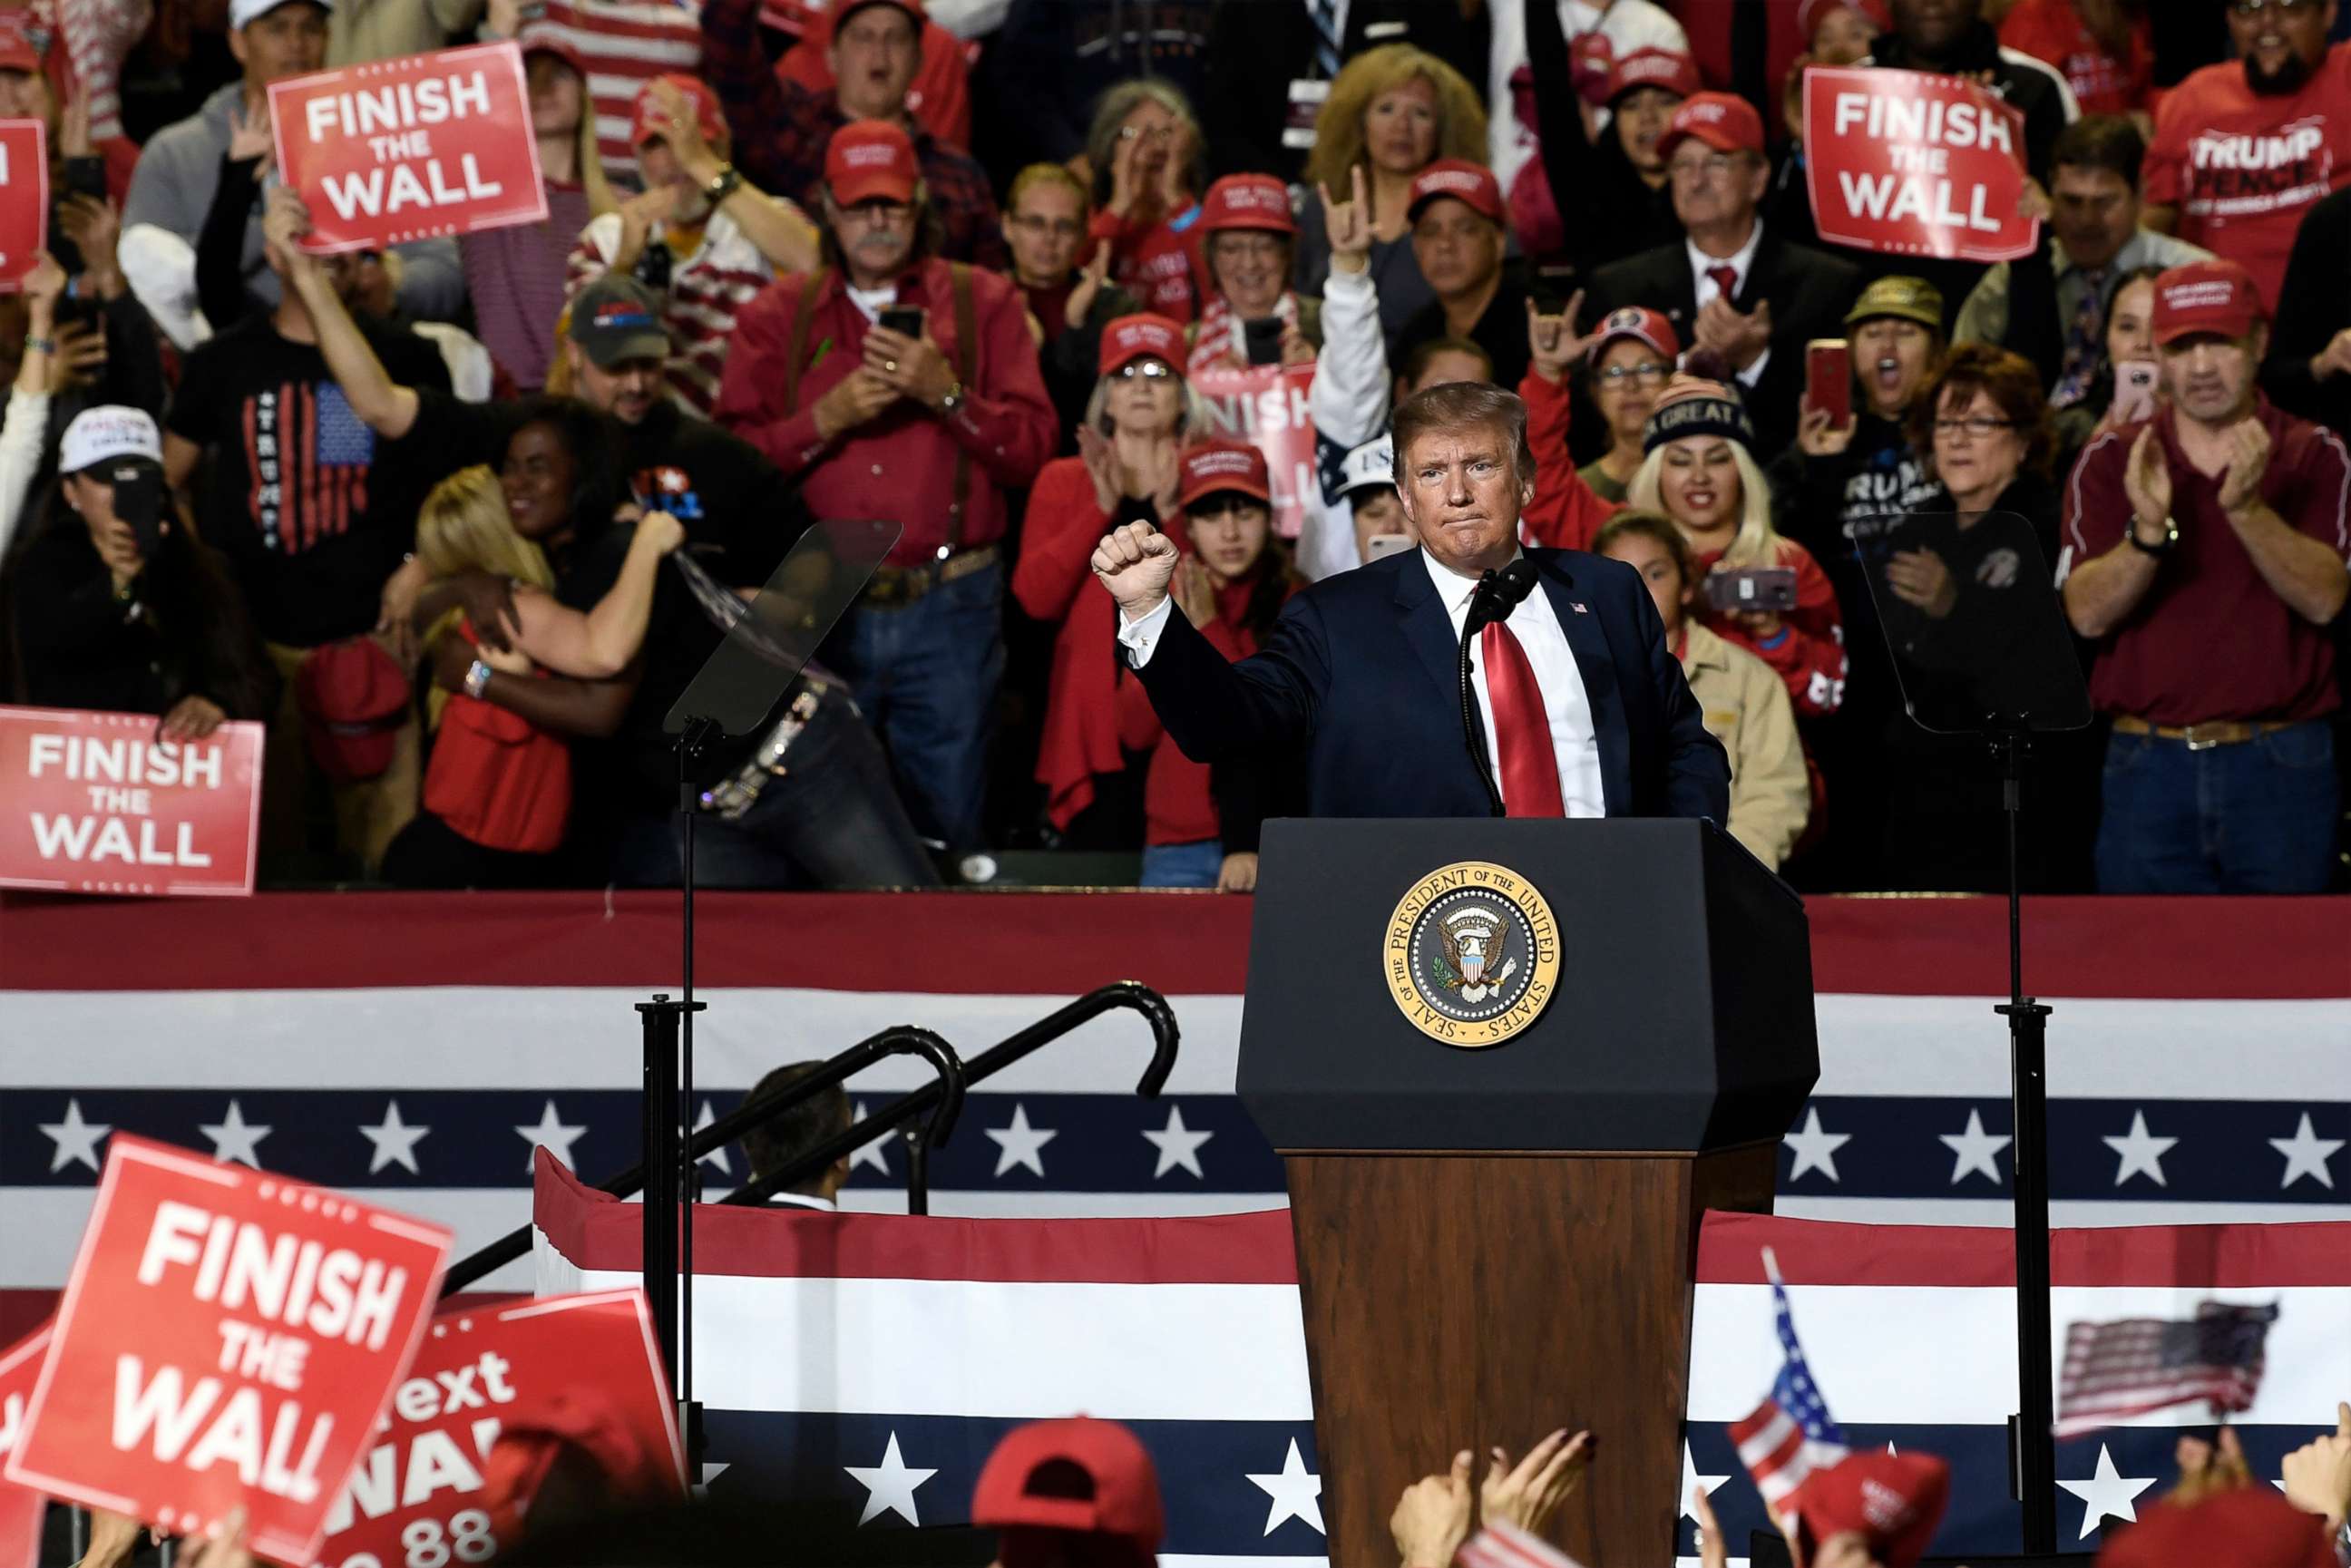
[0,0,2345,895]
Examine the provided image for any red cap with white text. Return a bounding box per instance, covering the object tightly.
[2151,258,2264,346]
[1098,314,1185,377]
[1592,305,1682,362]
[1200,173,1296,237]
[1657,91,1765,160]
[1790,1451,1951,1568]
[824,117,922,204]
[1176,441,1272,510]
[1407,159,1506,225]
[1605,47,1700,106]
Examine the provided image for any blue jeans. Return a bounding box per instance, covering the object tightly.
[1140,840,1223,888]
[825,560,1004,852]
[2094,720,2339,893]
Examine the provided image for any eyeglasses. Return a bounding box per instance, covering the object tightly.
[836,200,913,228]
[1213,235,1286,262]
[2229,0,2317,15]
[1596,360,1673,385]
[1667,151,1741,182]
[1010,214,1083,239]
[1933,416,2020,437]
[1118,122,1178,142]
[1114,360,1176,381]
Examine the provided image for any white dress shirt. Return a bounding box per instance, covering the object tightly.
[1116,550,1607,817]
[1686,218,1770,389]
[765,1192,837,1212]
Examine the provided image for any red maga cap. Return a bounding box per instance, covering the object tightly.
[1570,31,1615,105]
[1200,173,1296,237]
[1593,305,1682,362]
[1606,46,1701,105]
[971,1417,1165,1552]
[1791,1452,1951,1568]
[2097,1488,2340,1568]
[2151,257,2264,345]
[0,12,41,73]
[1098,313,1185,377]
[517,23,585,76]
[825,117,921,204]
[1176,441,1273,509]
[1408,159,1506,225]
[832,0,926,31]
[1659,91,1765,161]
[629,73,725,150]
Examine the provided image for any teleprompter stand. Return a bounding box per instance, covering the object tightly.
[639,517,901,1466]
[1850,508,2092,1553]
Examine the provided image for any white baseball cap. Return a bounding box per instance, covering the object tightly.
[1338,434,1394,498]
[61,406,163,474]
[229,0,332,30]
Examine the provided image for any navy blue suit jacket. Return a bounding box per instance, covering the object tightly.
[1132,548,1732,822]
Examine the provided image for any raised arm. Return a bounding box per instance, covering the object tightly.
[509,511,686,677]
[266,186,420,439]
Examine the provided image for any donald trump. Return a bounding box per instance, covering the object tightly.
[1090,382,1731,821]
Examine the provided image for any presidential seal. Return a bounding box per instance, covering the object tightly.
[1383,861,1561,1047]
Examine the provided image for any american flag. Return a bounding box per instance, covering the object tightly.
[245,381,376,553]
[2054,1300,2280,1437]
[1458,1521,1585,1568]
[1728,1247,1850,1517]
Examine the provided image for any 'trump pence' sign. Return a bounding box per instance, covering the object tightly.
[0,118,47,290]
[3,1136,453,1564]
[1803,66,2037,263]
[270,44,548,254]
[0,706,263,895]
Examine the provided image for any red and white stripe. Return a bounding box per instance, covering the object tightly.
[1457,1521,1585,1568]
[565,209,773,414]
[1729,1399,1817,1514]
[532,0,706,186]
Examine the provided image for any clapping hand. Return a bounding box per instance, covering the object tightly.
[1481,1429,1592,1537]
[1390,1450,1474,1568]
[2216,416,2272,519]
[2122,426,2173,544]
[1065,239,1113,331]
[1694,295,1771,373]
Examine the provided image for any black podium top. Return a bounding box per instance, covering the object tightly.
[1236,818,1818,1154]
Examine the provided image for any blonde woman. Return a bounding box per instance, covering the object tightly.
[1627,379,1847,719]
[1294,44,1489,333]
[460,30,620,392]
[384,466,682,887]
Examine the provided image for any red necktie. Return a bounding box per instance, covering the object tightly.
[1480,620,1565,817]
[1707,264,1740,304]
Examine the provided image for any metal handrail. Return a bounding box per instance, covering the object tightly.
[722,980,1180,1207]
[439,1025,963,1294]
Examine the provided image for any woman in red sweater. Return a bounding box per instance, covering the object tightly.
[1083,81,1207,325]
[1117,443,1300,891]
[1012,313,1205,846]
[1626,379,1848,720]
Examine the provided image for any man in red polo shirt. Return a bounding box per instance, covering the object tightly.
[2061,258,2350,893]
[717,118,1055,864]
[2140,0,2351,313]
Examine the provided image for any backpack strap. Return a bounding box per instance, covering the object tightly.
[778,267,832,418]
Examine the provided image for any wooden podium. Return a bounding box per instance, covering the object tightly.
[1238,818,1817,1568]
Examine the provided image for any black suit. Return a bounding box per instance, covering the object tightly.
[1132,548,1731,822]
[1585,225,1863,460]
[1202,0,1489,183]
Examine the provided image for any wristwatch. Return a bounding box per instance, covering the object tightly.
[463,658,493,699]
[702,161,741,206]
[2127,515,2178,556]
[935,381,964,417]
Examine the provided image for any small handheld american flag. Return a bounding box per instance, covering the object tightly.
[1729,1247,1851,1519]
[2054,1300,2280,1437]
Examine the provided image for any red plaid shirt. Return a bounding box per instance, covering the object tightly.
[715,258,1056,567]
[698,0,1007,271]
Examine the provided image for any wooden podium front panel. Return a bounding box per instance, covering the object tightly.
[1282,1144,1775,1568]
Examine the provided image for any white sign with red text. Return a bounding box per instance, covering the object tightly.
[314,1291,682,1568]
[1803,66,2038,263]
[1189,362,1318,541]
[0,707,262,895]
[3,1136,452,1566]
[269,44,548,254]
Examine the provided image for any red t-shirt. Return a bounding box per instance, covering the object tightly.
[2141,44,2351,312]
[2062,400,2349,723]
[1998,0,2152,117]
[1089,205,1204,325]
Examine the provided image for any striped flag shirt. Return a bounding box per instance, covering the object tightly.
[1729,1247,1851,1516]
[244,381,377,554]
[532,0,706,186]
[2055,1301,2280,1437]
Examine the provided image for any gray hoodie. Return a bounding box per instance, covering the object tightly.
[122,82,464,330]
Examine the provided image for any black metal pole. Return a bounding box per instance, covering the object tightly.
[677,730,701,1466]
[902,1125,931,1216]
[1993,731,2056,1553]
[636,994,684,1386]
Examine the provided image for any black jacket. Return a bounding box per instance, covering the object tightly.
[1527,0,1681,279]
[1202,0,1489,183]
[2264,183,2351,441]
[1395,266,1536,397]
[1585,227,1863,458]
